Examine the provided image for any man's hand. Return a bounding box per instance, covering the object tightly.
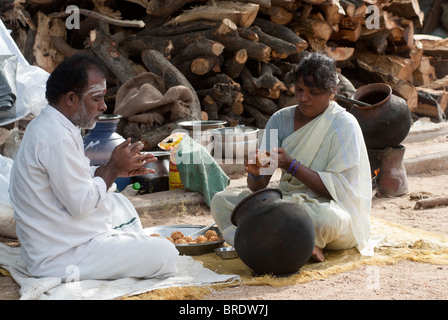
[95,138,158,188]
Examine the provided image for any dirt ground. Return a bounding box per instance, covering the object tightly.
[1,169,448,300]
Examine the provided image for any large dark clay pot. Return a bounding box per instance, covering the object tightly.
[231,188,315,276]
[349,83,412,149]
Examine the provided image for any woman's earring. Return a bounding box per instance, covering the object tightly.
[330,94,335,100]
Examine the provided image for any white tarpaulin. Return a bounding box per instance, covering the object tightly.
[0,19,49,125]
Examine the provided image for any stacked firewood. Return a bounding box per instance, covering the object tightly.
[1,0,447,148]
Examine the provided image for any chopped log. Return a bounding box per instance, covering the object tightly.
[430,59,448,80]
[146,0,270,17]
[259,4,293,25]
[320,0,344,26]
[413,88,448,119]
[412,56,436,86]
[414,35,448,59]
[339,0,365,18]
[142,49,201,120]
[418,76,448,91]
[33,11,66,73]
[249,25,298,59]
[414,196,448,210]
[51,35,84,57]
[243,104,269,128]
[89,29,138,85]
[355,59,418,111]
[356,28,391,55]
[242,91,279,115]
[165,1,260,28]
[223,48,247,78]
[291,19,333,42]
[190,72,240,91]
[251,62,287,94]
[239,66,270,98]
[189,55,224,75]
[122,34,174,59]
[382,0,424,28]
[125,19,271,62]
[325,46,354,61]
[48,8,145,28]
[140,122,180,151]
[354,50,415,82]
[196,82,244,114]
[253,17,308,53]
[146,0,201,17]
[169,37,224,66]
[331,20,362,42]
[386,18,414,53]
[202,95,220,120]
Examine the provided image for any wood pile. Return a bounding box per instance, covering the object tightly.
[1,0,448,149]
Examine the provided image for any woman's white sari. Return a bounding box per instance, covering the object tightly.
[211,102,374,256]
[278,102,373,255]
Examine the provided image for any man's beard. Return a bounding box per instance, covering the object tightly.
[71,100,101,129]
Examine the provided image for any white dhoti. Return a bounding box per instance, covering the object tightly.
[72,193,179,281]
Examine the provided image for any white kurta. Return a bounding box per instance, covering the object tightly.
[9,106,178,279]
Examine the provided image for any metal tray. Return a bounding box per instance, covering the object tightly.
[144,224,224,255]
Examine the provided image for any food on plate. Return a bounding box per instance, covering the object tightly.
[205,230,218,239]
[195,235,208,243]
[174,238,188,244]
[156,227,222,245]
[171,231,184,240]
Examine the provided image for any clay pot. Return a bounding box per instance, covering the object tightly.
[83,114,131,190]
[231,188,315,276]
[369,145,408,197]
[349,83,412,149]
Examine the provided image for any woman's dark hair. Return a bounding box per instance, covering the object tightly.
[286,51,338,93]
[45,54,108,105]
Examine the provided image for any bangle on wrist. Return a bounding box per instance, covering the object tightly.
[291,161,301,176]
[248,172,264,181]
[287,159,297,174]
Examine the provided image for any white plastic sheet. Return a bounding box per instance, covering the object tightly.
[0,154,15,238]
[0,20,49,125]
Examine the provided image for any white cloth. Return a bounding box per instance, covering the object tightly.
[211,102,374,255]
[9,105,178,279]
[0,20,48,125]
[0,241,239,300]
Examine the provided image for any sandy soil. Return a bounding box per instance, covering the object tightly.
[1,170,448,300]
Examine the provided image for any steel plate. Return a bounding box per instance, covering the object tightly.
[144,224,224,255]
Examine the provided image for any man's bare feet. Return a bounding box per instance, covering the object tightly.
[311,246,325,262]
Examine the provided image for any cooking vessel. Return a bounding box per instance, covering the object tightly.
[349,83,412,149]
[177,120,227,149]
[231,188,315,276]
[206,126,259,162]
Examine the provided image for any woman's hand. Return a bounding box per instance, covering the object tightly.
[272,147,294,172]
[244,150,272,191]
